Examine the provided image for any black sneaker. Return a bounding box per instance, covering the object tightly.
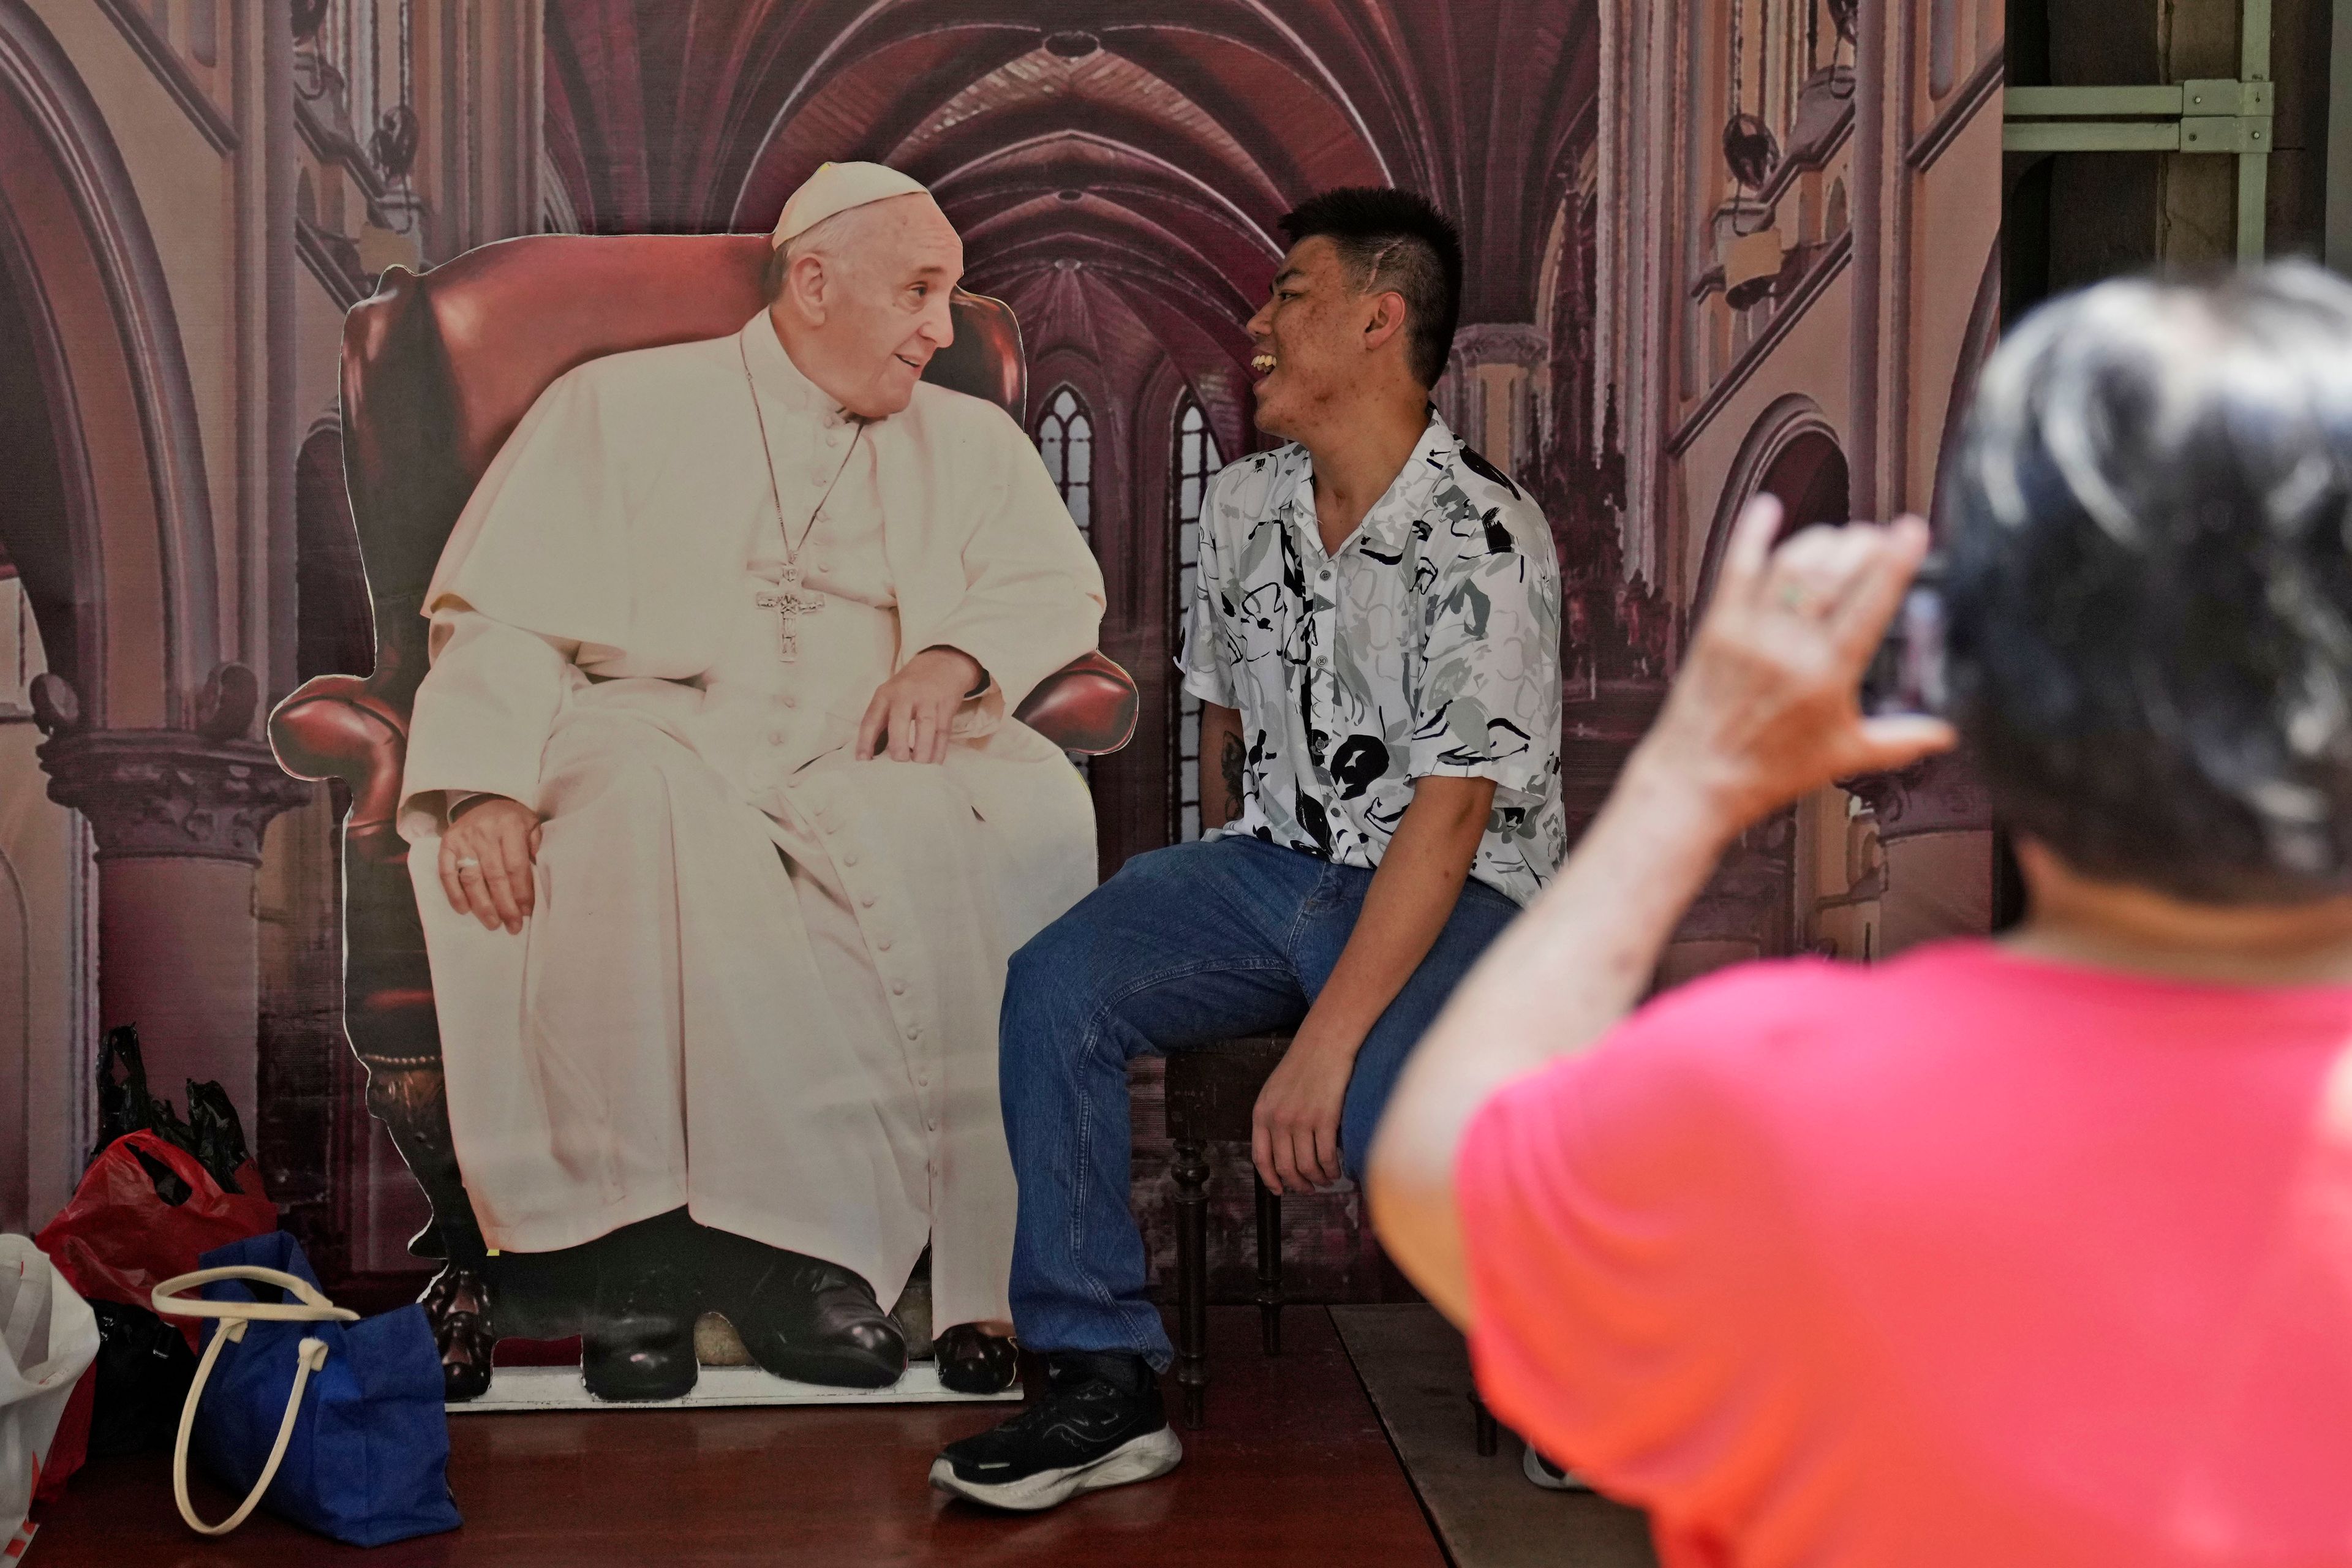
[930,1351,1183,1510]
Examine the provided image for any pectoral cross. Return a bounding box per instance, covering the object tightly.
[755,562,824,663]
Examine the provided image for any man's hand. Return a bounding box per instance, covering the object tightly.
[1252,1022,1360,1194]
[437,796,542,934]
[1638,495,1957,834]
[856,646,984,764]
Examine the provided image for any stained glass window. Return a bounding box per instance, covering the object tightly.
[1036,387,1093,541]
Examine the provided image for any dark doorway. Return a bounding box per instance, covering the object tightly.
[1757,430,1852,533]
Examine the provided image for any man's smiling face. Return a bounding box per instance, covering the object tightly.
[808,194,962,418]
[1244,236,1365,442]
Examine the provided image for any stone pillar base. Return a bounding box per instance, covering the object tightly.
[37,719,313,1133]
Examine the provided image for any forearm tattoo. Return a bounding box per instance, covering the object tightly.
[1219,731,1246,823]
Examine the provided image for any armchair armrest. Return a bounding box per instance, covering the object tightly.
[269,677,411,864]
[269,647,1137,864]
[1016,651,1139,755]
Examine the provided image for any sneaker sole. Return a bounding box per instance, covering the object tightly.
[930,1427,1183,1511]
[1521,1443,1592,1492]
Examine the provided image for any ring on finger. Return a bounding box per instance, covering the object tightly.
[1775,581,1820,615]
[455,856,482,872]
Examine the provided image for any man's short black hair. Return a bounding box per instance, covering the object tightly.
[1943,262,2352,904]
[1277,187,1463,390]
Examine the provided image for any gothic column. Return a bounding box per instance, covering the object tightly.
[1845,754,1996,955]
[1441,323,1548,475]
[34,672,312,1132]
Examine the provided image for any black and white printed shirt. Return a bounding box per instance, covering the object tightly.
[1177,413,1565,905]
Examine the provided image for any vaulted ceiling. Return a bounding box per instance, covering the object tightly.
[546,2,1599,454]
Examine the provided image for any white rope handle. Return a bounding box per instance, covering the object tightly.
[151,1267,358,1538]
[150,1266,361,1325]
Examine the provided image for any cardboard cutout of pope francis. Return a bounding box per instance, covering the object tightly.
[396,164,1102,1401]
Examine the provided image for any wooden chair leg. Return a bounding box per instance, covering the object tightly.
[1173,1137,1210,1429]
[1254,1175,1283,1355]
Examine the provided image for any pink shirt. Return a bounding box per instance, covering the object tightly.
[1459,941,2352,1567]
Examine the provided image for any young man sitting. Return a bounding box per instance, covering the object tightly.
[931,187,1564,1509]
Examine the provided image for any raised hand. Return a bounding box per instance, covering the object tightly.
[1640,495,1957,831]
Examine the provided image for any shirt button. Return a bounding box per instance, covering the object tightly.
[916,1072,929,1087]
[876,936,892,950]
[906,1025,921,1041]
[780,694,797,709]
[767,729,786,745]
[844,853,860,866]
[860,894,876,908]
[891,981,907,995]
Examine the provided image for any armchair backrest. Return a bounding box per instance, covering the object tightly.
[337,233,1027,708]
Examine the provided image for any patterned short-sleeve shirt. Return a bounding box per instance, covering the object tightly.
[1177,413,1565,905]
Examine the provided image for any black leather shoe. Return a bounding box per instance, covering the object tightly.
[933,1323,1020,1395]
[582,1259,698,1401]
[729,1251,905,1389]
[419,1265,496,1403]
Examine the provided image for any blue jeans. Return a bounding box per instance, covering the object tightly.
[999,835,1521,1369]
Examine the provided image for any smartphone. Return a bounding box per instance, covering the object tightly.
[1860,557,1947,718]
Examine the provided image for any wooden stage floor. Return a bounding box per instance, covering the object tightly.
[31,1307,1451,1567]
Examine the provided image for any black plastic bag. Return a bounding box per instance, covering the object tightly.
[85,1297,199,1458]
[89,1023,253,1193]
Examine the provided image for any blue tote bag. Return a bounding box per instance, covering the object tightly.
[150,1232,460,1545]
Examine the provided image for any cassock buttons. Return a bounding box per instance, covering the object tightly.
[891,981,907,995]
[780,694,797,709]
[860,894,875,907]
[876,936,892,951]
[907,1025,921,1041]
[844,853,860,866]
[809,466,834,486]
[767,729,786,745]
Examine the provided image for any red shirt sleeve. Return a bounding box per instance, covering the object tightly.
[1456,965,1832,1525]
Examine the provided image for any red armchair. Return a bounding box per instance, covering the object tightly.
[268,235,1136,1389]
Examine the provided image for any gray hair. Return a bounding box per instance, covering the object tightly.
[763,206,873,300]
[1943,261,2352,902]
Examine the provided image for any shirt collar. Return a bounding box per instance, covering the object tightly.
[739,309,857,429]
[1274,411,1460,556]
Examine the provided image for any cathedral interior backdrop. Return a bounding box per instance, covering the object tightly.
[0,0,2002,1307]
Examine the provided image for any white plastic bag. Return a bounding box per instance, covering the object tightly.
[0,1236,100,1543]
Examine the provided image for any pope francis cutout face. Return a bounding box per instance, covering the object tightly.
[769,193,963,420]
[396,162,1105,1405]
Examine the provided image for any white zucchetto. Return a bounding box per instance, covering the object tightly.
[769,161,932,248]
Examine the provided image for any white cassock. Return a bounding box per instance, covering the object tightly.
[395,311,1104,1330]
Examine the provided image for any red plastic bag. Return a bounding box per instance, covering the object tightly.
[32,1131,277,1352]
[32,1368,94,1504]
